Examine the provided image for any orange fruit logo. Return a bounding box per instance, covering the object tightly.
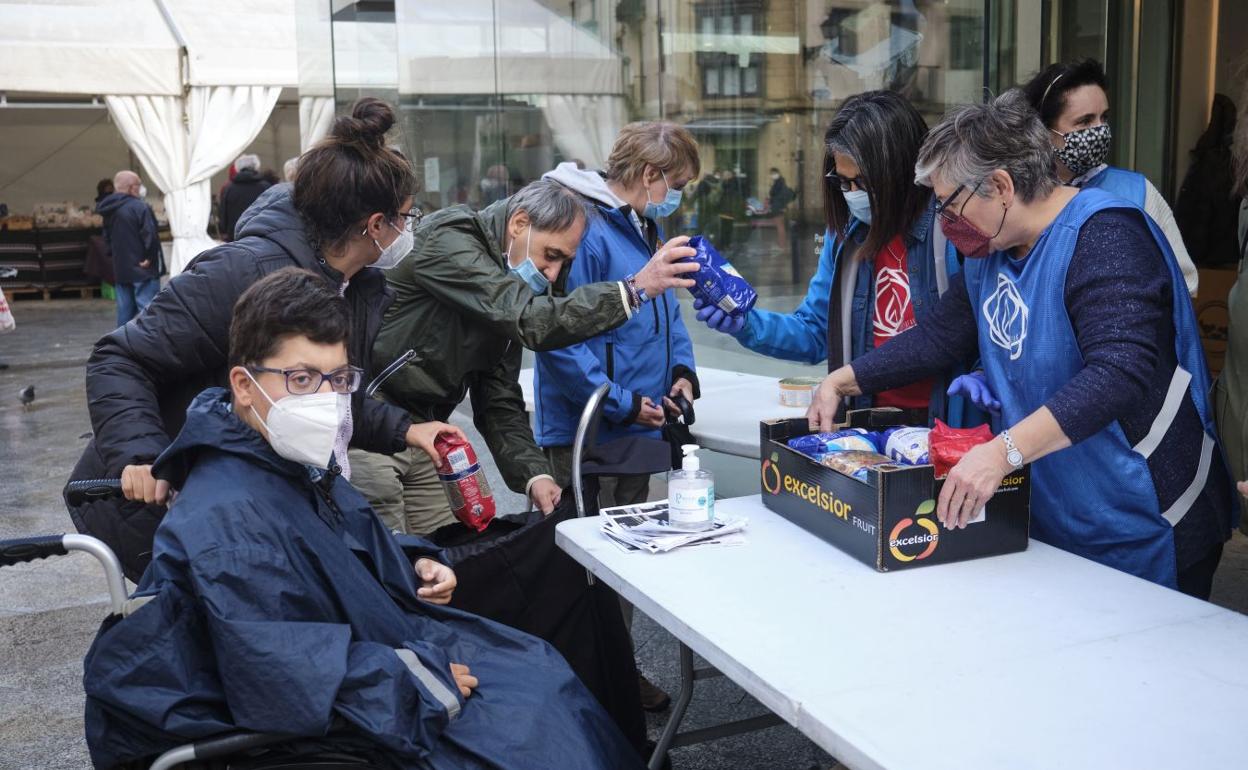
[761,452,782,495]
[888,499,939,562]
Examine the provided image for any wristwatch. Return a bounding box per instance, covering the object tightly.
[1000,430,1024,469]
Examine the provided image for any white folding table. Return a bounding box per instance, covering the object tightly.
[556,496,1248,770]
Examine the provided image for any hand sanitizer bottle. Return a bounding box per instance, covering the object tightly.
[668,444,714,530]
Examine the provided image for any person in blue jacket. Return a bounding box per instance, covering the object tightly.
[1021,59,1199,296]
[83,268,642,770]
[692,90,995,425]
[536,122,702,487]
[811,91,1234,598]
[537,122,703,713]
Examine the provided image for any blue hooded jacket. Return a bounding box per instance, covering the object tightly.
[534,163,698,446]
[82,388,641,770]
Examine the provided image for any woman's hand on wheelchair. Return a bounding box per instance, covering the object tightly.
[414,558,456,604]
[121,464,171,505]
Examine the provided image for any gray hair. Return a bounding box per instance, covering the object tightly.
[915,90,1059,203]
[235,153,261,172]
[507,178,593,232]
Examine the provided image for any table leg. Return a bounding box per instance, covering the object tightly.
[649,642,695,770]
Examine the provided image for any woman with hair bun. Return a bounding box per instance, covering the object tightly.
[68,97,465,582]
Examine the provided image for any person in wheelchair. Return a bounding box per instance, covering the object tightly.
[82,268,642,770]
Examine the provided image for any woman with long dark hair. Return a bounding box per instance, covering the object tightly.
[694,89,992,423]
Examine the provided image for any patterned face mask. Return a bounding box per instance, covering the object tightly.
[1051,123,1112,177]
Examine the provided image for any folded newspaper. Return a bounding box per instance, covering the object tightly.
[599,501,747,554]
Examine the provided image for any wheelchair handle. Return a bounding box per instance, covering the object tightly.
[65,478,124,508]
[0,535,67,568]
[0,533,128,614]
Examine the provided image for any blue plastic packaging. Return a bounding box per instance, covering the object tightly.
[787,429,877,458]
[685,236,758,318]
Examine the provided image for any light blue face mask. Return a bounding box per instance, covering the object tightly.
[843,188,872,225]
[643,170,683,220]
[508,225,550,295]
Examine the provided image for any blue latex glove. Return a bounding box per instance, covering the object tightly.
[692,297,746,334]
[946,371,1001,415]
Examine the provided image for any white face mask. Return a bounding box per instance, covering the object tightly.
[246,371,350,470]
[369,221,413,270]
[137,185,148,199]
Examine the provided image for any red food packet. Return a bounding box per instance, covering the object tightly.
[434,434,496,532]
[929,419,995,477]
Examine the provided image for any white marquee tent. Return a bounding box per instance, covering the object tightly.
[0,0,298,274]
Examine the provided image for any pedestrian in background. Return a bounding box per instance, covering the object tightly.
[218,153,271,241]
[95,170,161,326]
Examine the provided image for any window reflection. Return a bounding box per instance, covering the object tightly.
[333,0,995,297]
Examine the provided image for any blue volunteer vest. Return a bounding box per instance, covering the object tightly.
[1082,166,1147,207]
[963,188,1218,587]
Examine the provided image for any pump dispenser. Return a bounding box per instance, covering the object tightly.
[668,444,714,529]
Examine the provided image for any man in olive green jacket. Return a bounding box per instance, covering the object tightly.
[352,179,697,534]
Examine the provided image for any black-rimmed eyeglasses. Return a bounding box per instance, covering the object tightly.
[934,181,984,224]
[824,170,868,194]
[396,206,424,233]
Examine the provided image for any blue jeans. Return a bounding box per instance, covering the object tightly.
[116,277,160,327]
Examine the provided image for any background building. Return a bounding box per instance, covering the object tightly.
[296,0,1246,304]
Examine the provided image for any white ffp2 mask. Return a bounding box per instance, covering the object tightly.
[246,371,350,470]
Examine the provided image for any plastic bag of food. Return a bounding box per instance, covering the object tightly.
[820,450,894,482]
[434,434,496,531]
[788,429,877,458]
[883,426,931,466]
[929,420,994,477]
[685,236,758,318]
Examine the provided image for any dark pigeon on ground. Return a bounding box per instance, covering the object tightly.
[19,385,34,407]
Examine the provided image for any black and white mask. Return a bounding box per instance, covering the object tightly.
[1051,124,1112,177]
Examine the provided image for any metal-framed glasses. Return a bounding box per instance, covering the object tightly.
[825,170,867,193]
[248,365,364,395]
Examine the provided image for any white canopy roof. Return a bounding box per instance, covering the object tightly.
[0,0,297,96]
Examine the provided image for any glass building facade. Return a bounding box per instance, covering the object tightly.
[296,0,1182,380]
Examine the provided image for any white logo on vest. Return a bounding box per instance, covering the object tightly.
[982,273,1029,361]
[873,265,913,338]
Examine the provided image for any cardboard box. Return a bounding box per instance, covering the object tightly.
[759,411,1030,572]
[1194,268,1236,376]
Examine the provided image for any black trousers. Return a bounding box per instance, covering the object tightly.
[1176,542,1224,600]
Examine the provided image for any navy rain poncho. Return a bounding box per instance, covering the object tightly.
[83,388,642,770]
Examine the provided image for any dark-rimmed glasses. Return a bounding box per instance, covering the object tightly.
[248,365,364,395]
[934,180,983,224]
[824,170,867,193]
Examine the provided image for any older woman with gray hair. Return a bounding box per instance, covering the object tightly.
[809,90,1234,597]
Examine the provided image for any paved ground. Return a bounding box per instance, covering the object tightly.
[1,298,1245,769]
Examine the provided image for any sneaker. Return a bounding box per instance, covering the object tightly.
[638,673,671,712]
